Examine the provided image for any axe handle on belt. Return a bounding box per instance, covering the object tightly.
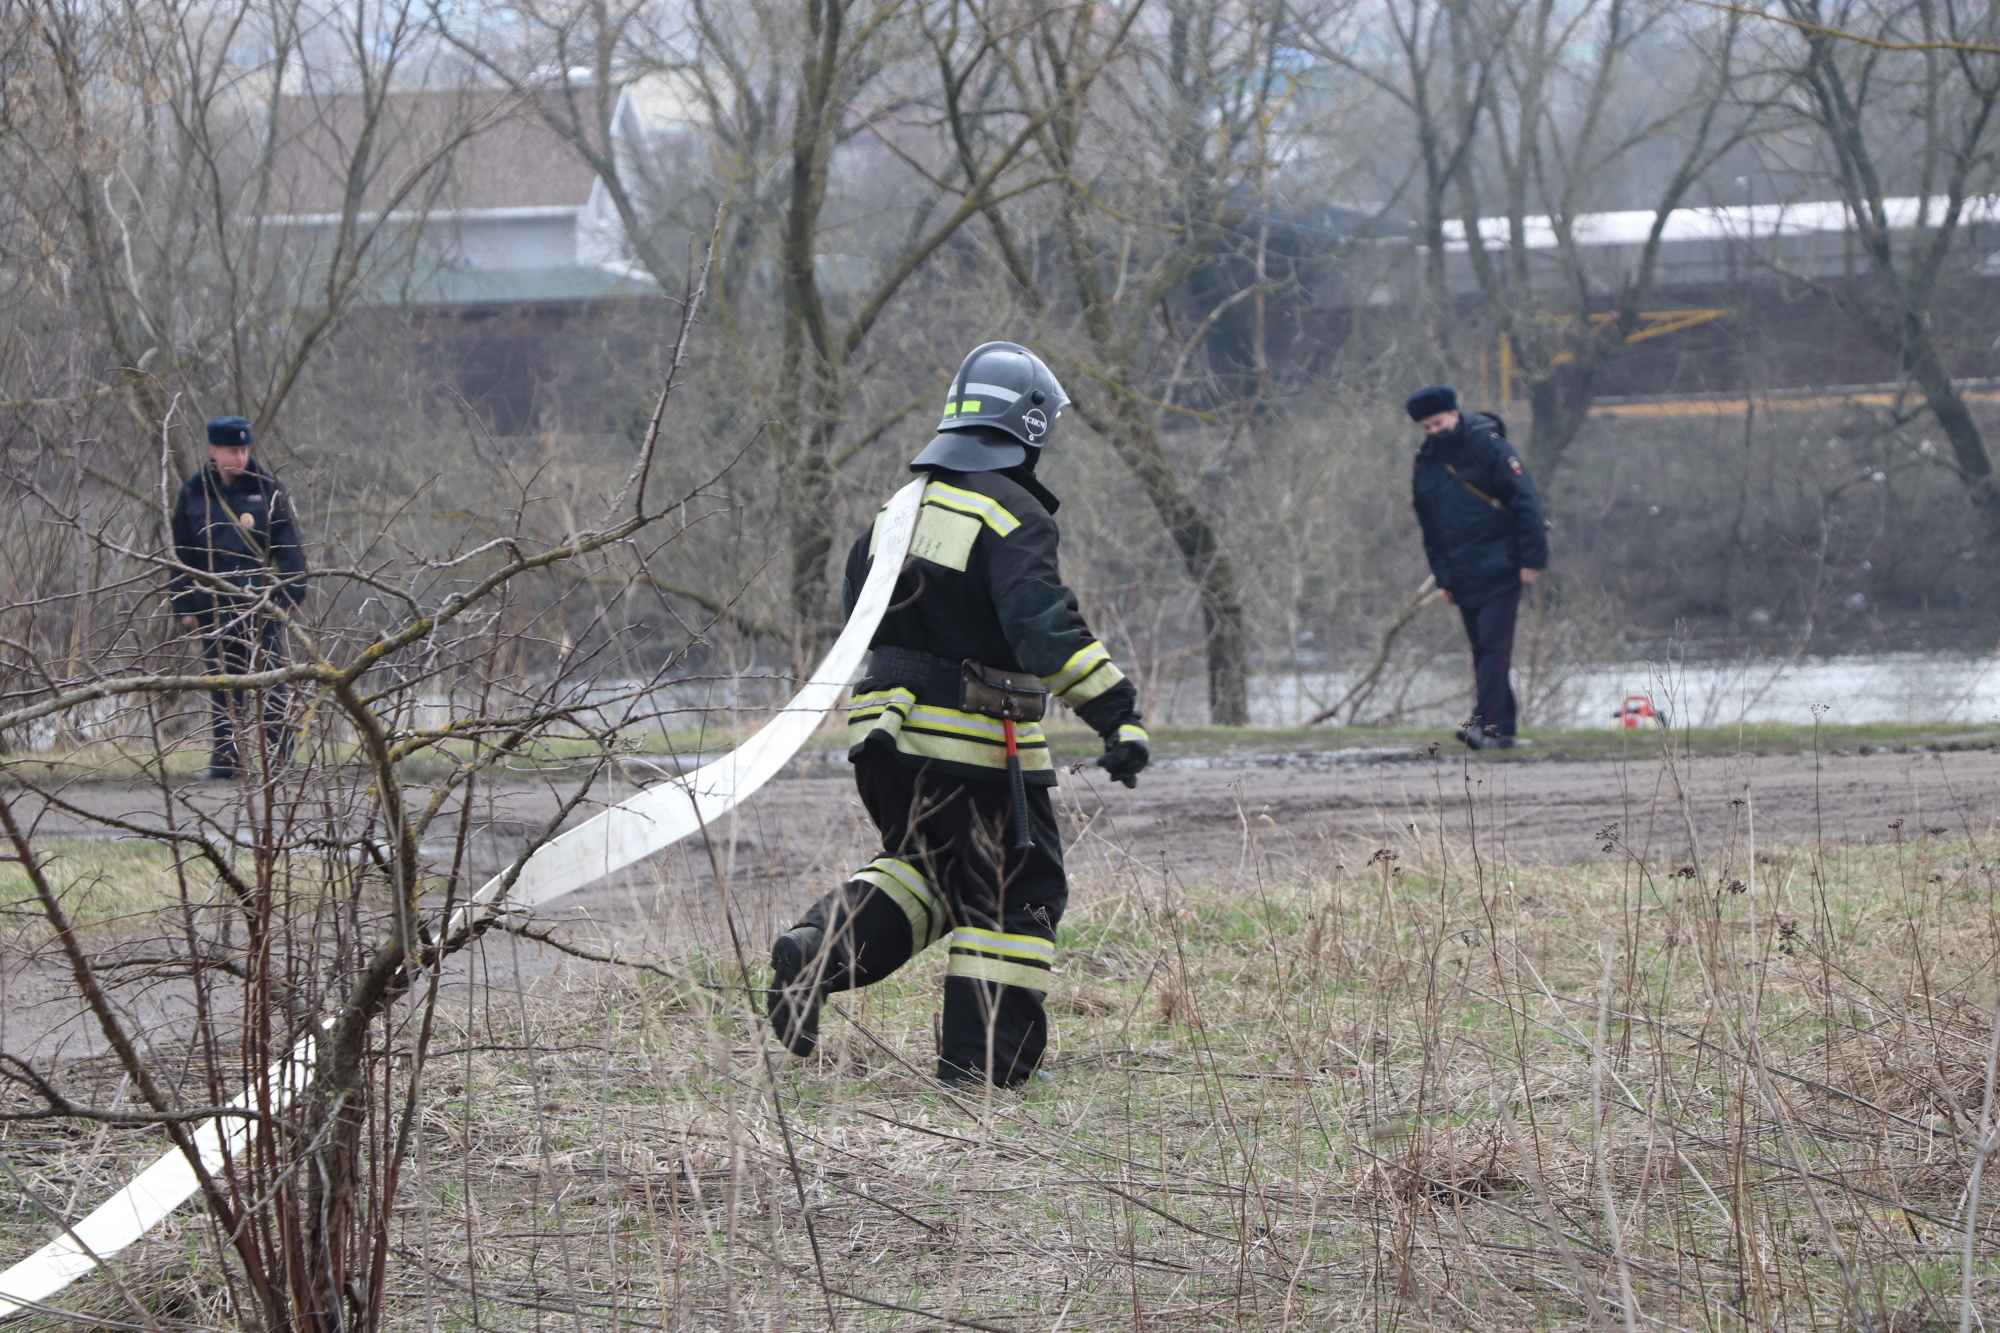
[1002,718,1033,850]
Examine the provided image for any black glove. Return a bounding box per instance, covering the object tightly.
[1094,729,1150,788]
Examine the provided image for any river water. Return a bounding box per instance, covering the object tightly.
[276,651,2000,745]
[1245,650,2000,730]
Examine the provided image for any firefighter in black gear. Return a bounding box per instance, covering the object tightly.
[1407,385,1548,750]
[767,343,1148,1087]
[171,415,310,779]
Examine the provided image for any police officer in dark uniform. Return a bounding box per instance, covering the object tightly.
[1407,385,1548,750]
[766,342,1149,1087]
[171,415,310,779]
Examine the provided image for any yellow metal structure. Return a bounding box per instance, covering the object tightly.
[1499,310,1733,401]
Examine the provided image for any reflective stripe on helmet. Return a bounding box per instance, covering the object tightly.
[930,341,1071,451]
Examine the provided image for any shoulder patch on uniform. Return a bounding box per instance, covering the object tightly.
[1507,456,1523,475]
[909,504,982,571]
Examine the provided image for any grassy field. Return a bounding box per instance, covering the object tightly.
[0,836,193,935]
[9,768,1999,1332]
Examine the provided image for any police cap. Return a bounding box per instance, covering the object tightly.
[207,416,254,448]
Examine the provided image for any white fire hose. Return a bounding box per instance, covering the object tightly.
[0,477,926,1321]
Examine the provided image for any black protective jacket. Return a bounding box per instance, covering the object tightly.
[1411,413,1549,609]
[840,466,1143,784]
[169,459,309,617]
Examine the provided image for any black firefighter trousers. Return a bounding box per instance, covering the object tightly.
[790,749,1066,1087]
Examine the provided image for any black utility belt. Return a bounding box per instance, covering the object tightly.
[866,647,1048,722]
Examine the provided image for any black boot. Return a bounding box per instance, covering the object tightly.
[767,926,826,1057]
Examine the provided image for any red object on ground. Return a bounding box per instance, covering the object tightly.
[1614,694,1663,728]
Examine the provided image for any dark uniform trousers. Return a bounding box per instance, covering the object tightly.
[1459,585,1522,739]
[200,605,292,775]
[791,748,1066,1087]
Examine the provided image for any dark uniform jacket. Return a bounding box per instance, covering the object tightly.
[1411,412,1549,610]
[841,467,1143,785]
[169,459,309,617]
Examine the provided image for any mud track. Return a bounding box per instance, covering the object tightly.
[20,742,1999,924]
[4,743,1996,1063]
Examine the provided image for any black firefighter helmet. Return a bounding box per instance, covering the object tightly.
[909,342,1071,472]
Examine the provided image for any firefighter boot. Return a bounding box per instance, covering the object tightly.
[767,925,827,1057]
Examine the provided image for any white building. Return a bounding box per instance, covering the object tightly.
[267,81,685,303]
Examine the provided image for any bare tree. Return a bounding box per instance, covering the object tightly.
[0,241,720,1331]
[1447,0,1759,477]
[978,0,1306,725]
[1,0,486,481]
[445,0,1132,650]
[1305,0,1501,363]
[1765,0,2000,547]
[1307,2,1762,477]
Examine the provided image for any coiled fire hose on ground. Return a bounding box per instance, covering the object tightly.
[0,478,925,1321]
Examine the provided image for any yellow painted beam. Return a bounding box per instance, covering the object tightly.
[1591,388,2000,418]
[1544,309,1734,365]
[1623,309,1732,343]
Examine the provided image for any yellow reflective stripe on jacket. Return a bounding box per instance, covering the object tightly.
[846,686,914,744]
[846,694,1053,772]
[902,706,1053,771]
[947,927,1055,992]
[895,720,1053,772]
[1042,641,1108,693]
[1062,662,1125,706]
[1116,723,1149,746]
[922,482,1020,537]
[904,704,1043,744]
[854,856,946,948]
[848,686,915,724]
[1041,640,1126,707]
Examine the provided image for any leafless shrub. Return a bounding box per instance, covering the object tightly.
[0,229,722,1331]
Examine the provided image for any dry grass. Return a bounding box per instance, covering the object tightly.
[0,837,191,935]
[6,768,2000,1332]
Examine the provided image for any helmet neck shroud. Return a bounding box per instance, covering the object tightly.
[906,425,1062,512]
[909,425,1026,473]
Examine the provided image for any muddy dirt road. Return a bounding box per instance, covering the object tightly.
[6,743,1996,1062]
[21,742,2000,929]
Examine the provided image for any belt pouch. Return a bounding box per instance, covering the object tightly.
[959,660,1048,722]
